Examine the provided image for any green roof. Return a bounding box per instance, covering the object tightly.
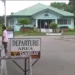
[11,3,74,17]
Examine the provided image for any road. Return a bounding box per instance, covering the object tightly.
[5,36,75,75]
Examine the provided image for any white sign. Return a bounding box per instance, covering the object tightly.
[7,30,14,38]
[10,38,41,53]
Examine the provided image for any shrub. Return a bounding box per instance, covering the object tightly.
[68,29,75,32]
[20,27,33,32]
[49,22,57,33]
[25,27,33,29]
[7,27,14,31]
[59,26,69,29]
[49,22,57,29]
[59,26,69,32]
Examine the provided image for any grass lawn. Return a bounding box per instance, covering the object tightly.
[0,25,2,36]
[14,31,46,36]
[0,26,46,36]
[15,31,75,36]
[1,25,75,36]
[64,31,75,35]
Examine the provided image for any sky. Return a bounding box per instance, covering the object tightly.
[0,0,69,16]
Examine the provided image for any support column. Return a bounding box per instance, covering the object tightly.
[55,19,57,24]
[36,19,38,27]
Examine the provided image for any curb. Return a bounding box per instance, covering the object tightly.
[55,38,75,42]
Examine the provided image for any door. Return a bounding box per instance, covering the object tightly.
[41,20,44,28]
[44,20,49,29]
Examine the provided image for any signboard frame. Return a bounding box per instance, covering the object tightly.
[0,56,29,60]
[10,38,41,59]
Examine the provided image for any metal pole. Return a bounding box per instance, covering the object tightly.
[24,58,27,75]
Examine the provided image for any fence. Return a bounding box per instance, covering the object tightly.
[0,45,32,75]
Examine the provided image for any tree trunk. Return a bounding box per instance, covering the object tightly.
[53,29,54,33]
[55,29,56,33]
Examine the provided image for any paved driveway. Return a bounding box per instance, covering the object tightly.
[5,36,75,75]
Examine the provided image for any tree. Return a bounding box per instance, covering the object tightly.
[69,0,75,6]
[49,22,57,33]
[50,2,74,13]
[50,2,75,26]
[18,18,31,32]
[0,16,4,24]
[18,18,31,27]
[51,2,66,10]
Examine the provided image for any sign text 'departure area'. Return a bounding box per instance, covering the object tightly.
[10,38,41,59]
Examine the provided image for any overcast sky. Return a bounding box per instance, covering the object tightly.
[0,0,69,16]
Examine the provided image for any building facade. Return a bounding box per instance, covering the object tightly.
[7,3,74,31]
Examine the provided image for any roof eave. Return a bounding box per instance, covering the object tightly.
[7,15,32,18]
[62,15,74,17]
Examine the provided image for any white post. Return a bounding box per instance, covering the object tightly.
[4,1,6,27]
[29,56,32,75]
[55,19,57,24]
[2,0,6,26]
[61,30,64,38]
[36,19,37,27]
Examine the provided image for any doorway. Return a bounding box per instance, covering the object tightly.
[38,19,53,29]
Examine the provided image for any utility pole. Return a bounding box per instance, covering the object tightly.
[2,0,6,27]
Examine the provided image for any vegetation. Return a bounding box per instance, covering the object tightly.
[0,16,4,24]
[51,2,74,13]
[50,2,75,25]
[18,18,31,26]
[0,25,2,36]
[0,25,75,36]
[0,1,75,35]
[59,26,69,31]
[69,0,75,7]
[14,31,46,36]
[59,26,69,29]
[18,18,31,32]
[49,22,57,33]
[64,31,75,35]
[0,25,46,36]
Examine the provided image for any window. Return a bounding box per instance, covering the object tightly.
[10,19,14,25]
[67,19,71,24]
[57,19,71,25]
[44,14,49,16]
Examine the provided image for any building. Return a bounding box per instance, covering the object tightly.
[7,3,74,32]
